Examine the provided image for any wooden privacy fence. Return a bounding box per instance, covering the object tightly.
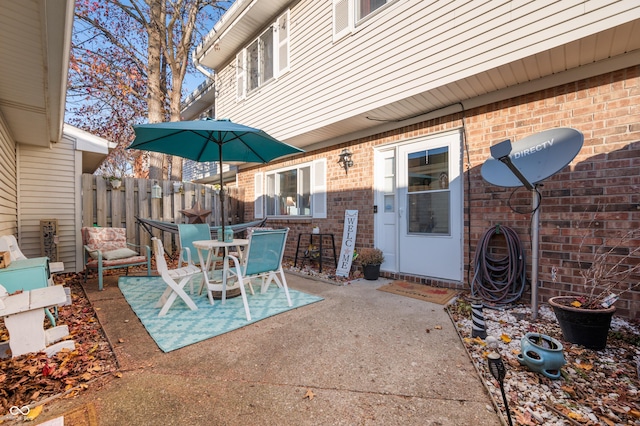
[81,174,245,255]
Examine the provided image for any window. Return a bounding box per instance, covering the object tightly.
[406,147,450,235]
[237,10,289,98]
[333,0,395,40]
[357,0,389,20]
[254,159,326,219]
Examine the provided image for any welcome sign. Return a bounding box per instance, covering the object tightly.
[336,210,358,277]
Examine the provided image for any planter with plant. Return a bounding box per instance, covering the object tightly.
[358,248,384,280]
[104,175,123,189]
[548,215,640,350]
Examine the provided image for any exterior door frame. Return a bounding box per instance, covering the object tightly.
[374,129,463,281]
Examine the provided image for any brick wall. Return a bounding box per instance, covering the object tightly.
[237,65,640,318]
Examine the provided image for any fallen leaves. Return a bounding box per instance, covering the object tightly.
[0,274,118,416]
[303,389,315,400]
[24,405,42,421]
[449,295,640,425]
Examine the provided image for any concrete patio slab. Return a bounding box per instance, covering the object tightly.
[33,273,502,426]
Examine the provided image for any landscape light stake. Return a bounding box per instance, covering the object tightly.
[487,352,513,426]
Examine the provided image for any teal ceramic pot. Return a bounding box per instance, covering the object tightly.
[517,332,566,380]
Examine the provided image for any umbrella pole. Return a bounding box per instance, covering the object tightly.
[219,145,225,240]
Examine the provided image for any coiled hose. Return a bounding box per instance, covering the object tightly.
[471,225,527,306]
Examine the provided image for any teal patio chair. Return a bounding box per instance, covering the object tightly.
[223,228,292,321]
[177,223,213,268]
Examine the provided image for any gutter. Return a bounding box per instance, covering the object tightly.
[194,0,252,62]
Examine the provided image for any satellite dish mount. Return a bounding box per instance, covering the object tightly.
[481,128,584,320]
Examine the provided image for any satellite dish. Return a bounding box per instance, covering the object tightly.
[481,128,583,187]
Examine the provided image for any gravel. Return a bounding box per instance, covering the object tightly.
[448,297,640,426]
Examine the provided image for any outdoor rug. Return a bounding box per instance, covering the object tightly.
[119,276,323,352]
[377,281,459,305]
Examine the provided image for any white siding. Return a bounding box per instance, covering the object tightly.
[214,0,640,142]
[0,114,17,236]
[17,135,77,271]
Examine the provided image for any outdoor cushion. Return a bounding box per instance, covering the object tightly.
[102,248,139,260]
[85,227,128,252]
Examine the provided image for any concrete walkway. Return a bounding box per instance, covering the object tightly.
[36,273,501,426]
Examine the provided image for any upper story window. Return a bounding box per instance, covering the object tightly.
[333,0,395,41]
[237,10,289,100]
[358,0,389,20]
[254,159,326,219]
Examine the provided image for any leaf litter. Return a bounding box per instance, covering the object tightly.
[0,273,118,420]
[447,296,640,425]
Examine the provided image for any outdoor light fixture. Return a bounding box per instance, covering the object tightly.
[151,182,162,199]
[173,181,183,193]
[487,352,513,426]
[337,148,354,174]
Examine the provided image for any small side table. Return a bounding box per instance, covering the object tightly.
[294,233,337,273]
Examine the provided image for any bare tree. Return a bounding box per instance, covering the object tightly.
[67,0,225,180]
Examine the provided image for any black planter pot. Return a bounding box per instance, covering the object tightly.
[548,296,615,350]
[363,264,381,280]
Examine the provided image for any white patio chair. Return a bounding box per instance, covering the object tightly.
[152,238,201,317]
[0,235,27,261]
[223,228,292,321]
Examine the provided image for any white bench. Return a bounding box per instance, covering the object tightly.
[0,285,75,358]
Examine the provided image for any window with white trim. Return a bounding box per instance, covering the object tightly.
[333,0,396,41]
[237,10,289,99]
[254,159,326,218]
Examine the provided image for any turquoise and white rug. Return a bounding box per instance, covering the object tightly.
[118,276,323,352]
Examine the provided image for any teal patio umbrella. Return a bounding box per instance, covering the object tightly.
[129,118,304,236]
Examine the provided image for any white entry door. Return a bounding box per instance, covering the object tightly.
[376,131,463,281]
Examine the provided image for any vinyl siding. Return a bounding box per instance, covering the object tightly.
[214,0,640,141]
[17,135,77,271]
[0,114,17,236]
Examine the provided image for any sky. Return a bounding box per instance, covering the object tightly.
[182,1,234,96]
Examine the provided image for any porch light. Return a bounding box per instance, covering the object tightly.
[337,148,353,175]
[151,182,162,199]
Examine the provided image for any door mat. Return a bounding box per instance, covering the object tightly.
[377,281,459,305]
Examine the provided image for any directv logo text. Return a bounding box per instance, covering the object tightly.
[512,138,554,159]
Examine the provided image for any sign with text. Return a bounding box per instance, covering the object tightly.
[336,210,358,277]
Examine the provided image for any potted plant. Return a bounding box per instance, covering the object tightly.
[104,175,122,189]
[358,247,384,280]
[548,217,640,350]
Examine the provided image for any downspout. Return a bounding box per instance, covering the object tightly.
[193,52,214,79]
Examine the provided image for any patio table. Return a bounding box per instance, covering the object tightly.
[193,239,249,304]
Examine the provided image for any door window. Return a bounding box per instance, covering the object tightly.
[406,147,449,235]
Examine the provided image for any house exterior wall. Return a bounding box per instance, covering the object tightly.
[213,0,639,142]
[0,114,18,236]
[238,65,640,318]
[16,134,78,271]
